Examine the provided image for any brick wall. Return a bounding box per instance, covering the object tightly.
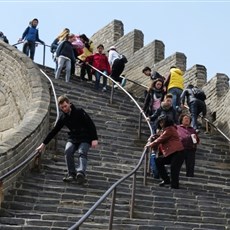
[1,18,229,196]
[0,41,50,195]
[90,19,230,138]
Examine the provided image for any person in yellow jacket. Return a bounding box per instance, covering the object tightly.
[164,66,184,110]
[78,34,94,81]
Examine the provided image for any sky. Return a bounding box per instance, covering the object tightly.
[1,0,230,80]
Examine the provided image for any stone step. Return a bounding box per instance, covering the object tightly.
[1,66,230,230]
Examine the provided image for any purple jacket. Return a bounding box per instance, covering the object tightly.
[177,125,199,150]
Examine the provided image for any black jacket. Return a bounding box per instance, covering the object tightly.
[150,103,177,124]
[180,88,197,105]
[56,40,76,63]
[143,89,165,116]
[43,104,98,145]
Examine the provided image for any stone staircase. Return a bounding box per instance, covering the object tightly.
[0,67,230,230]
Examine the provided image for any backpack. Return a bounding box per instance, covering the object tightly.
[192,88,206,101]
[120,54,128,63]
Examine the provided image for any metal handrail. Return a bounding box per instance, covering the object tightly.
[87,63,153,134]
[0,150,39,182]
[183,105,230,142]
[120,75,148,89]
[40,69,59,126]
[68,65,230,229]
[3,40,230,228]
[12,41,51,66]
[203,117,230,142]
[68,64,153,230]
[68,147,149,230]
[0,60,59,204]
[12,41,51,48]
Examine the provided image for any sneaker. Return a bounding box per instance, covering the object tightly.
[63,174,76,182]
[102,87,107,92]
[76,172,86,185]
[114,84,118,89]
[159,180,170,187]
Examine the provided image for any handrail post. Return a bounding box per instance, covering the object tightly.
[109,187,116,230]
[130,172,136,218]
[138,112,142,139]
[205,119,209,133]
[143,148,148,186]
[31,154,41,172]
[110,83,114,104]
[0,181,3,206]
[43,44,46,66]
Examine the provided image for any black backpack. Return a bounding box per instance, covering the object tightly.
[120,54,128,63]
[192,88,206,101]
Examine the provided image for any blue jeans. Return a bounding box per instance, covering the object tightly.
[64,142,90,176]
[94,70,108,89]
[55,56,71,82]
[168,87,183,110]
[189,100,206,130]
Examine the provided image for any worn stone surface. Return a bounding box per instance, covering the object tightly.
[0,19,230,230]
[0,40,50,198]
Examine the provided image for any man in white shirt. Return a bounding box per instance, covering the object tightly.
[108,46,126,87]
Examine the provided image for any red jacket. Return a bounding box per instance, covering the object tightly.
[86,53,111,75]
[150,125,184,157]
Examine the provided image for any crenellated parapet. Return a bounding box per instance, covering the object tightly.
[91,19,230,137]
[203,74,229,132]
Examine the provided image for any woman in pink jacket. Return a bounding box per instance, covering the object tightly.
[146,115,185,189]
